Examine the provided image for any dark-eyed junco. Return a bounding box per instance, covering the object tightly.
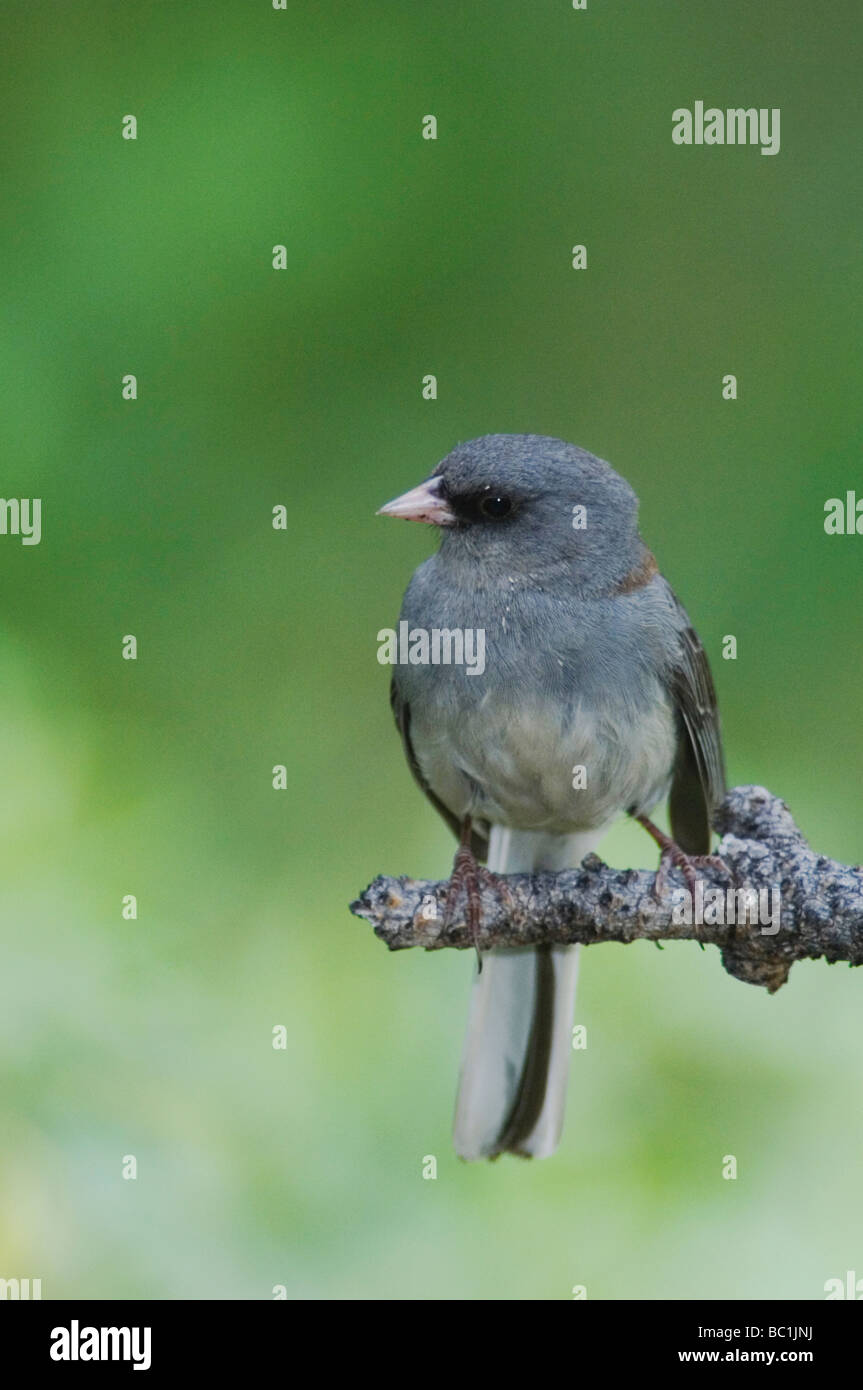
[379,435,725,1160]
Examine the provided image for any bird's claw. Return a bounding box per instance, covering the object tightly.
[444,843,513,969]
[652,847,734,945]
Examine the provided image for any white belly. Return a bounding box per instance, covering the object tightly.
[411,689,677,835]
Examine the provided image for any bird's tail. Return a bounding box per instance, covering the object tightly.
[453,826,604,1160]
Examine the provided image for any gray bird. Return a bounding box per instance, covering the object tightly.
[378,434,725,1160]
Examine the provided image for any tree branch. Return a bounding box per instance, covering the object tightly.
[350,786,863,992]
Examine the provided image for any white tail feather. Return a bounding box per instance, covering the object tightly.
[453,826,604,1160]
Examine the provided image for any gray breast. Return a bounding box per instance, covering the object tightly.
[392,562,680,834]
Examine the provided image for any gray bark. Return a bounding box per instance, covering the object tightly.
[349,786,863,992]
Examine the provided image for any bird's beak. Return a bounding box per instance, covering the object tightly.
[376,475,456,526]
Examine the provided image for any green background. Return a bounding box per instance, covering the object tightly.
[1,0,861,1300]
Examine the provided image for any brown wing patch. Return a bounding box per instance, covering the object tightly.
[611,550,659,596]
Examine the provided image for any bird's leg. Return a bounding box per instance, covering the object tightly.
[635,813,730,928]
[443,816,513,970]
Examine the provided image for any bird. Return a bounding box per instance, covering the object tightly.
[378,434,726,1161]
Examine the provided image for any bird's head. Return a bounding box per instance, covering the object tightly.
[378,434,646,593]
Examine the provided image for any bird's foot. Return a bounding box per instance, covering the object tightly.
[654,844,730,903]
[444,819,513,969]
[635,814,732,944]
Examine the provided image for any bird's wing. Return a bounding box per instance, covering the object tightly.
[665,597,726,856]
[390,676,488,861]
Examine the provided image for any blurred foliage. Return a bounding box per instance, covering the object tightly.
[0,0,861,1299]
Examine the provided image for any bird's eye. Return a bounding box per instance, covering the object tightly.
[478,494,513,520]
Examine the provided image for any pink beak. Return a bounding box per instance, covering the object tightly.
[377,475,456,526]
